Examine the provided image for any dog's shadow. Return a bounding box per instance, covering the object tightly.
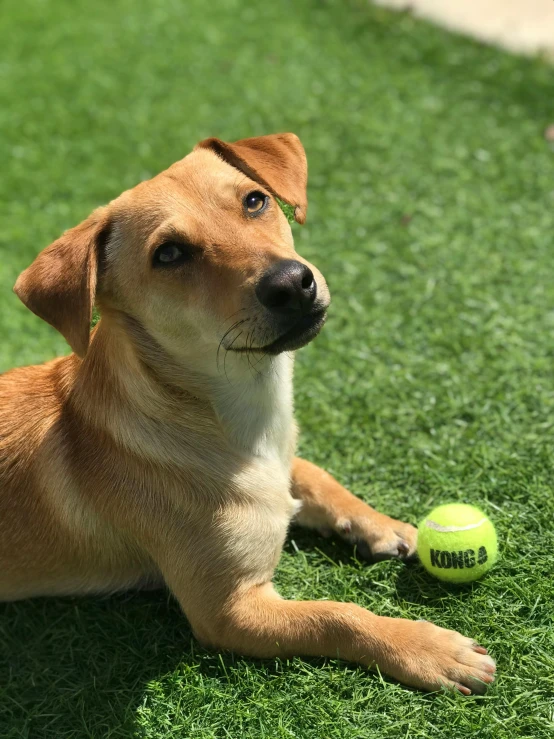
[0,589,188,736]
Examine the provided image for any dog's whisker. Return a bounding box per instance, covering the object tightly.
[223,328,245,383]
[217,319,247,374]
[218,308,247,333]
[246,329,261,379]
[222,338,233,383]
[221,319,248,381]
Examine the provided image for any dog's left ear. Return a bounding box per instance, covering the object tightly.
[196,133,308,224]
[14,208,110,358]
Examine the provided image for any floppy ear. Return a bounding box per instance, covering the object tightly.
[14,208,110,358]
[196,133,308,224]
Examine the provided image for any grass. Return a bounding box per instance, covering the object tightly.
[1,0,554,736]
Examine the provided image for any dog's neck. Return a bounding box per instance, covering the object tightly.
[79,314,296,465]
[208,351,296,463]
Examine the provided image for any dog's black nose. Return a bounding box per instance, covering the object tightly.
[256,259,316,316]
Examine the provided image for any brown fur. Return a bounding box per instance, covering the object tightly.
[0,133,495,694]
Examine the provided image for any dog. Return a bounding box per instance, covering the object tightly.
[0,133,495,694]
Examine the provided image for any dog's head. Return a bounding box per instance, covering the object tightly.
[14,134,330,371]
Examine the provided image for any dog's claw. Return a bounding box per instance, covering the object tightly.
[354,536,415,563]
[355,540,374,561]
[397,539,410,557]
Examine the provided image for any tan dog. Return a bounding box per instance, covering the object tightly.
[0,134,495,694]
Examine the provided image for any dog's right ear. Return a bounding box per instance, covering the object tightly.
[196,133,308,224]
[14,208,110,358]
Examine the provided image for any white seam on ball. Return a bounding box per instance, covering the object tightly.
[425,518,487,533]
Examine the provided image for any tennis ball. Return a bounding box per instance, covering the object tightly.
[417,504,497,583]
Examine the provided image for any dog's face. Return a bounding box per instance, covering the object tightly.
[105,146,330,365]
[14,134,329,369]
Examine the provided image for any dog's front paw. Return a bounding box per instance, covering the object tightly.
[330,512,417,563]
[378,619,496,695]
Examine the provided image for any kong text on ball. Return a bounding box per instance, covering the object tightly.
[417,504,498,583]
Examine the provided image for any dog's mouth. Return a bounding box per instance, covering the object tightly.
[231,309,327,355]
[263,309,327,354]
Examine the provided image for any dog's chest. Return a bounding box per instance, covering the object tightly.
[216,456,300,583]
[203,359,299,581]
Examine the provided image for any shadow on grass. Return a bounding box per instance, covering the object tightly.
[285,524,364,565]
[0,590,188,736]
[285,525,481,615]
[394,563,484,607]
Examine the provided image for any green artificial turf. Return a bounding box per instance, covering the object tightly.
[1,0,554,736]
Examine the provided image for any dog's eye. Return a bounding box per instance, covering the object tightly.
[244,191,268,215]
[153,242,192,267]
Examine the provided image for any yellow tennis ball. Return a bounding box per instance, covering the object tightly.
[417,504,498,583]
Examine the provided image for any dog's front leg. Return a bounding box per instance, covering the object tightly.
[149,508,494,693]
[179,581,495,695]
[291,458,417,561]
